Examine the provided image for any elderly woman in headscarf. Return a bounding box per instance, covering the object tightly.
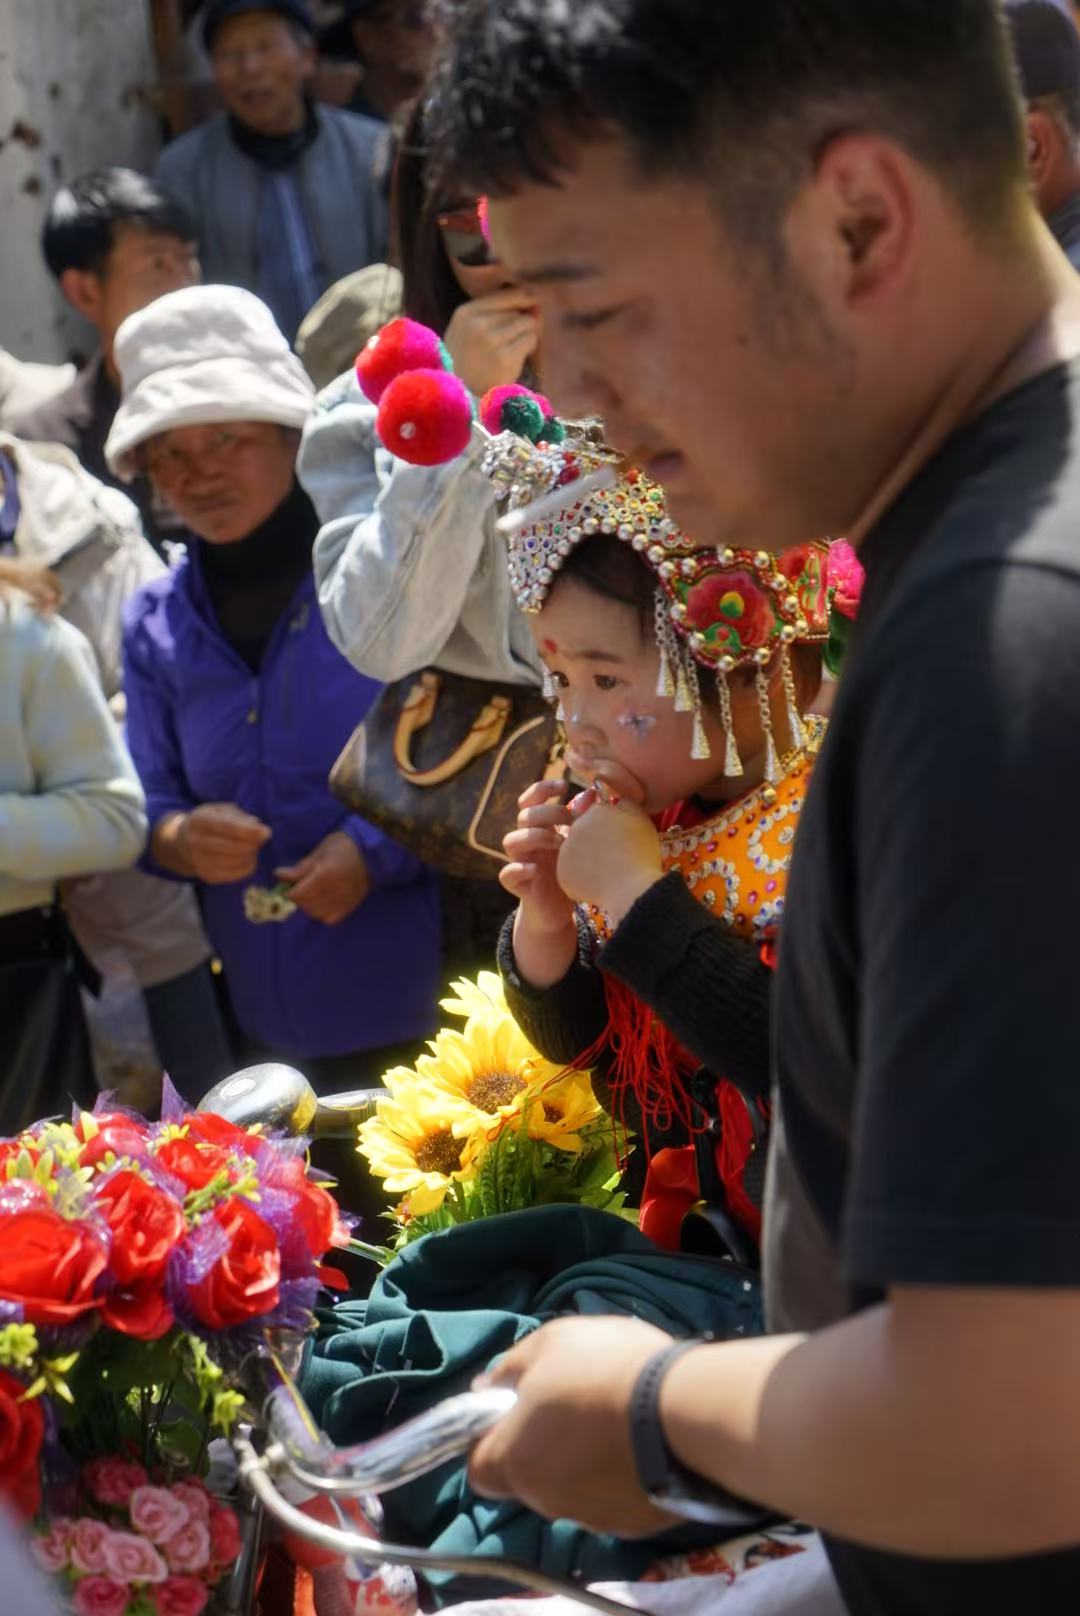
[107,285,441,1094]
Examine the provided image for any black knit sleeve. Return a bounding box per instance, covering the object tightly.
[598,873,773,1100]
[497,913,609,1067]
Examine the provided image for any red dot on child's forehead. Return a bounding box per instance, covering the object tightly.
[542,637,559,653]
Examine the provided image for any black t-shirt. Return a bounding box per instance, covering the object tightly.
[768,359,1080,1613]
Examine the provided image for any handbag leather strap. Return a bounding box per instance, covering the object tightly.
[393,671,514,788]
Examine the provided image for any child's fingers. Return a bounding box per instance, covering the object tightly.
[518,800,572,832]
[518,778,568,810]
[499,861,536,899]
[503,827,563,861]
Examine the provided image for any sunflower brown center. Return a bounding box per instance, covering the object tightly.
[467,1070,525,1111]
[414,1129,464,1176]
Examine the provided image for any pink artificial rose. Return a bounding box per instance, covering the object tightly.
[164,1520,211,1576]
[153,1576,209,1616]
[84,1457,148,1509]
[208,1501,242,1570]
[169,1483,210,1526]
[103,1528,168,1585]
[130,1485,190,1546]
[31,1518,74,1575]
[826,540,865,621]
[71,1517,112,1575]
[72,1577,130,1616]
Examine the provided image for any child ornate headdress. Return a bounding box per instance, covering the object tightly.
[354,317,835,780]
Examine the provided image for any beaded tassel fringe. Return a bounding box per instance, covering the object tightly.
[716,670,744,777]
[654,591,677,699]
[542,669,558,704]
[780,645,806,752]
[686,660,711,760]
[755,664,782,784]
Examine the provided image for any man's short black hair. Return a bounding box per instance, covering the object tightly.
[431,0,1029,243]
[42,167,194,281]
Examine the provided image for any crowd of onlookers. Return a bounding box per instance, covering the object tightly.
[2,0,1080,1125]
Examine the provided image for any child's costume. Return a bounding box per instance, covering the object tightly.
[483,428,841,1255]
[350,322,860,1255]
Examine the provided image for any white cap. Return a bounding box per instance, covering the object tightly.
[105,285,316,480]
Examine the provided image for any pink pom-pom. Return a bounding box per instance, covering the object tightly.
[356,318,448,405]
[377,370,475,465]
[479,383,555,434]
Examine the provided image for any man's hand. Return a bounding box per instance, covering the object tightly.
[157,803,272,884]
[469,1316,679,1535]
[276,831,370,926]
[557,798,665,924]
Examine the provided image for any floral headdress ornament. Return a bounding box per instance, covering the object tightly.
[355,318,840,780]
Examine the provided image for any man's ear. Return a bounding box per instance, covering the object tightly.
[1025,106,1058,196]
[298,37,318,83]
[812,132,916,310]
[58,267,104,326]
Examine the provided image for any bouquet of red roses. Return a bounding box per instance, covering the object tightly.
[0,1082,350,1608]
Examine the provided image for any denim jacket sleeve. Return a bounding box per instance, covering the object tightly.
[297,372,542,687]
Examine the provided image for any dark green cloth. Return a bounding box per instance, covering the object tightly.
[302,1205,763,1601]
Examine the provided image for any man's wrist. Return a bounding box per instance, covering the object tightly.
[630,1341,772,1529]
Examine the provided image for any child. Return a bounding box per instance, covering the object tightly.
[491,442,840,1257]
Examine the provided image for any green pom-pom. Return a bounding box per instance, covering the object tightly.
[437,337,455,375]
[537,416,567,445]
[501,395,546,442]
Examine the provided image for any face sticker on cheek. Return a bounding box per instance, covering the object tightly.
[615,709,659,741]
[541,637,559,655]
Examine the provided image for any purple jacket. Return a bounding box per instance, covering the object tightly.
[122,552,441,1060]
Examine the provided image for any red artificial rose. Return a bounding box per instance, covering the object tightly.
[154,1137,231,1193]
[208,1500,242,1570]
[0,1207,108,1325]
[101,1281,175,1341]
[186,1198,281,1330]
[76,1110,150,1170]
[278,1162,344,1259]
[0,1368,45,1519]
[185,1114,257,1154]
[95,1171,185,1285]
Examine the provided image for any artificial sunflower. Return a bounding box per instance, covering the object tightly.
[410,1012,583,1127]
[357,1084,486,1215]
[440,971,509,1023]
[526,1071,604,1154]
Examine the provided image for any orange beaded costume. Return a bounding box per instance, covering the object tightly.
[579,719,826,1251]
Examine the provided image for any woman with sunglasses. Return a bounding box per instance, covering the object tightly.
[296,102,547,974]
[297,99,544,696]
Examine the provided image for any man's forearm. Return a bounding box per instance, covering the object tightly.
[660,1289,1080,1559]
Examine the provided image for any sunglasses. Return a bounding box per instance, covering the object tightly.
[437,203,498,269]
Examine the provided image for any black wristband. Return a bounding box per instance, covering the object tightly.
[628,1337,775,1530]
[629,1340,704,1496]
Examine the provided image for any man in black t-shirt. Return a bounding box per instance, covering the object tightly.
[424,5,1080,1613]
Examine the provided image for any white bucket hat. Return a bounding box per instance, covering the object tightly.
[105,285,316,481]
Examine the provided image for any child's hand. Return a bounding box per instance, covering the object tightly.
[501,780,575,933]
[557,799,665,925]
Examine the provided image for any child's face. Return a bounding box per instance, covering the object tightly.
[533,577,766,814]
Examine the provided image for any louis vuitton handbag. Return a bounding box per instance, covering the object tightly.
[329,669,564,880]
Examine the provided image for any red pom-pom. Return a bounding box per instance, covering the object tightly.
[377,370,475,465]
[356,317,447,405]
